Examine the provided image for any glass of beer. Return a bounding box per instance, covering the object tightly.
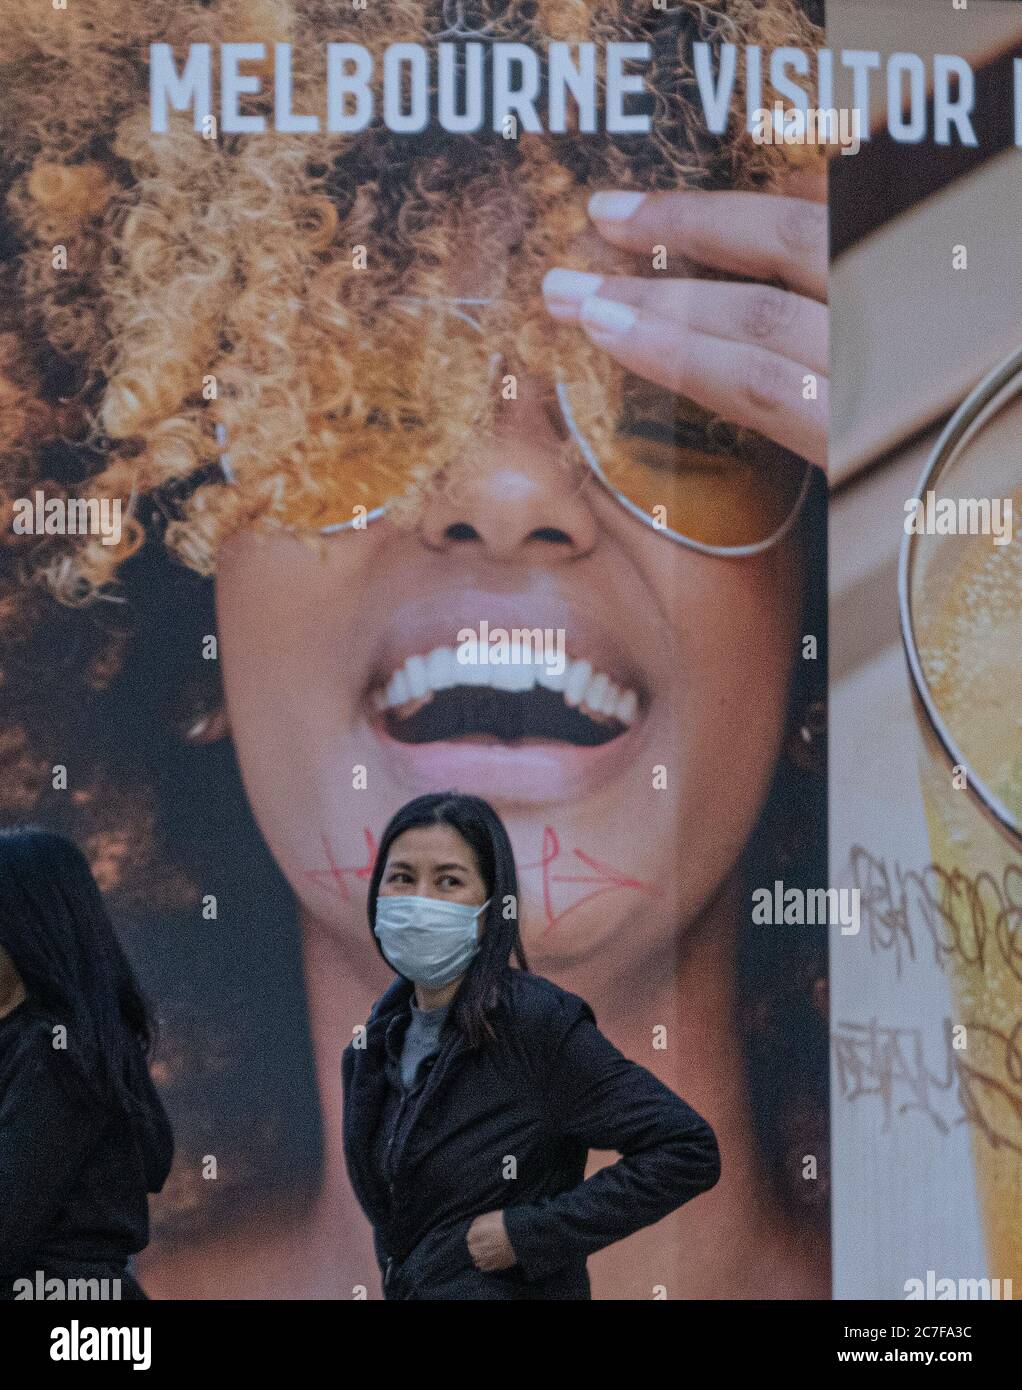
[899,343,1022,1287]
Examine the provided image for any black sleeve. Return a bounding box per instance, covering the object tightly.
[372,1226,391,1280]
[120,1038,175,1193]
[342,1044,391,1285]
[0,1035,104,1273]
[502,1007,721,1282]
[138,1066,176,1194]
[149,1102,175,1194]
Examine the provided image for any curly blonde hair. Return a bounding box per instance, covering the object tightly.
[2,0,821,600]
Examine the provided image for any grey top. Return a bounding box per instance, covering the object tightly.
[399,998,452,1091]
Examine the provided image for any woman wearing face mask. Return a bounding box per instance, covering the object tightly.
[342,791,721,1301]
[0,827,175,1301]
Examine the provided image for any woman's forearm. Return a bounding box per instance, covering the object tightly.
[503,1106,720,1282]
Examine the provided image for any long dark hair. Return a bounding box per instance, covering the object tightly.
[0,825,163,1131]
[738,466,829,1226]
[366,792,529,1048]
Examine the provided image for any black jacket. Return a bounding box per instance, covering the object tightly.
[341,967,721,1300]
[0,999,175,1295]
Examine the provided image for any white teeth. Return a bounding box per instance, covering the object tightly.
[426,647,457,690]
[387,667,411,706]
[490,662,536,693]
[405,654,428,700]
[537,664,568,693]
[373,647,640,726]
[583,671,609,714]
[615,689,638,723]
[462,659,489,686]
[564,659,593,707]
[600,681,620,717]
[484,664,516,692]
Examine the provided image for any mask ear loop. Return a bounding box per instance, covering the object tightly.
[554,380,813,558]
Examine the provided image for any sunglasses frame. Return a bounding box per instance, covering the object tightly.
[230,295,813,556]
[554,379,813,559]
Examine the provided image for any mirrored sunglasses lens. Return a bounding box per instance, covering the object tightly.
[563,378,809,549]
[279,468,397,532]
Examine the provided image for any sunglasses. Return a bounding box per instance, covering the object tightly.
[221,295,811,558]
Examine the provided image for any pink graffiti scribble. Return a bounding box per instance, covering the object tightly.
[303,828,379,903]
[305,825,661,933]
[519,826,663,936]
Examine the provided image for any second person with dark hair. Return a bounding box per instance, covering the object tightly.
[342,791,721,1300]
[0,826,174,1301]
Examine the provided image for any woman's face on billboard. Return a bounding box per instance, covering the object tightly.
[214,362,803,978]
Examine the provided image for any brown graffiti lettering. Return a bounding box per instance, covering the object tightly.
[834,1014,1022,1155]
[850,846,1022,983]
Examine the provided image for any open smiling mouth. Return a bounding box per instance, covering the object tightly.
[369,647,643,747]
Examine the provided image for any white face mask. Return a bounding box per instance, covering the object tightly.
[373,895,491,989]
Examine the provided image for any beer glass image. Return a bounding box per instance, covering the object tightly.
[899,344,1022,1286]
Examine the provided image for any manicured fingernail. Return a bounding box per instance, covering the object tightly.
[542,268,605,319]
[580,296,637,338]
[588,191,646,222]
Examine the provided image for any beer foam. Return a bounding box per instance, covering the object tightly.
[917,488,1022,819]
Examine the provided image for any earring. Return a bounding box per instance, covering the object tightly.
[179,707,230,745]
[172,677,230,745]
[785,697,826,775]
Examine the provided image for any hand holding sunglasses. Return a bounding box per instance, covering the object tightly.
[230,180,823,557]
[543,184,829,473]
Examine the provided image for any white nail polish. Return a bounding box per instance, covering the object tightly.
[588,191,647,222]
[580,297,637,336]
[542,268,604,304]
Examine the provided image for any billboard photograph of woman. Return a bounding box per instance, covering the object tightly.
[0,0,828,1299]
